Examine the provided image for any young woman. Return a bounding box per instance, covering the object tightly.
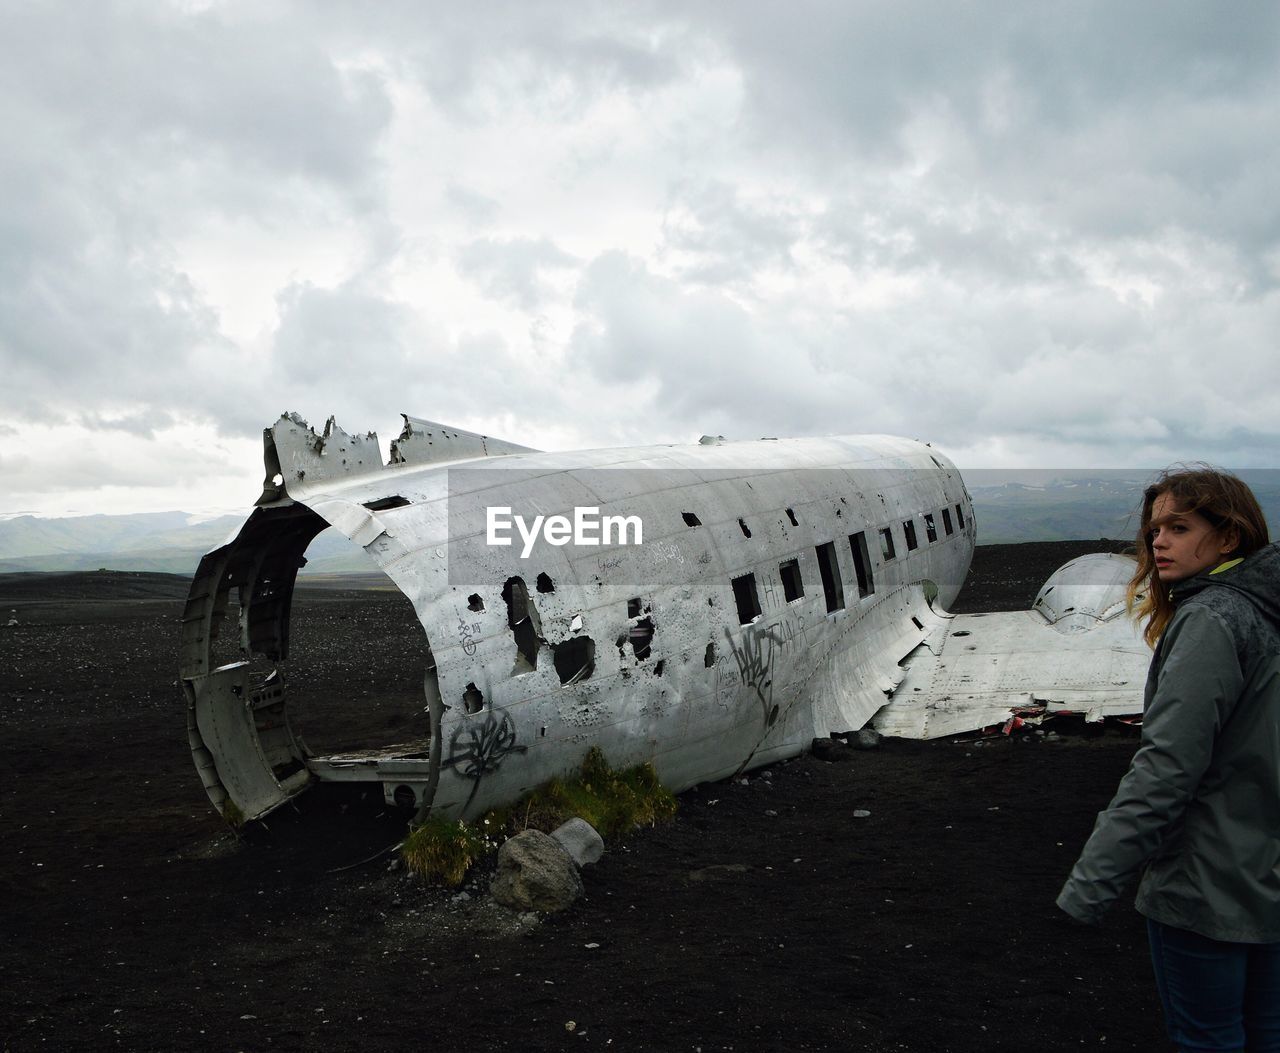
[1057,467,1279,1051]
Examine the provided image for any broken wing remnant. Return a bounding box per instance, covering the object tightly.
[180,413,1143,827]
[873,553,1148,738]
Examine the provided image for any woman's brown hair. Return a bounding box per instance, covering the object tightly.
[1127,466,1270,646]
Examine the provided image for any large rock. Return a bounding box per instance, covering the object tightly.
[551,818,604,867]
[490,830,584,913]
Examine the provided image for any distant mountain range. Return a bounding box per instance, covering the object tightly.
[3,472,1277,573]
[0,512,376,575]
[965,471,1280,543]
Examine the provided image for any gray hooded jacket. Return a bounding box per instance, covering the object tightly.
[1056,542,1280,941]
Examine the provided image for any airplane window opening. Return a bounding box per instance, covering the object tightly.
[731,573,762,624]
[704,641,716,667]
[362,495,411,511]
[502,576,541,672]
[536,572,555,593]
[815,542,845,613]
[849,532,874,598]
[779,559,804,602]
[786,508,798,526]
[879,526,896,561]
[955,503,966,529]
[653,660,665,677]
[627,597,643,617]
[911,616,924,630]
[903,519,919,551]
[682,512,701,527]
[467,593,484,612]
[553,636,596,685]
[462,682,484,713]
[739,518,752,538]
[629,616,655,660]
[942,508,954,536]
[924,513,938,543]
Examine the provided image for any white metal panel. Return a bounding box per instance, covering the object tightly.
[873,554,1149,738]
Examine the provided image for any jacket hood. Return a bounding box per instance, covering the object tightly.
[1173,541,1280,624]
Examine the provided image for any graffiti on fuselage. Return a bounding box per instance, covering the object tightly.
[720,609,814,728]
[442,711,528,807]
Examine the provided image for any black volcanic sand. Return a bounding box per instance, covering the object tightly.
[0,543,1164,1052]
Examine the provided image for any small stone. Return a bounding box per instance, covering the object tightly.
[851,728,882,750]
[491,830,583,913]
[853,809,871,818]
[810,737,844,762]
[551,817,604,867]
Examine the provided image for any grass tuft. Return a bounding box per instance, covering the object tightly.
[401,816,489,886]
[492,747,677,840]
[400,748,677,885]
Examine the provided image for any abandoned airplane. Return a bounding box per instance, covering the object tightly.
[181,414,1148,825]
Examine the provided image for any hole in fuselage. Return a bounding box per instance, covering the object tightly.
[255,515,434,760]
[503,576,541,673]
[553,636,596,684]
[629,616,655,660]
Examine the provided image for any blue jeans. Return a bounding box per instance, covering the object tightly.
[1148,918,1280,1052]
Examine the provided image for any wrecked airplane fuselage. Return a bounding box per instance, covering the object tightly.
[181,414,980,824]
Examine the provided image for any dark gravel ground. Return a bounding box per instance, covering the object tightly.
[0,543,1164,1052]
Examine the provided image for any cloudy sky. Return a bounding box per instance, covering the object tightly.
[3,1,1278,516]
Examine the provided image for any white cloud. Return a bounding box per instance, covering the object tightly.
[3,0,1279,516]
